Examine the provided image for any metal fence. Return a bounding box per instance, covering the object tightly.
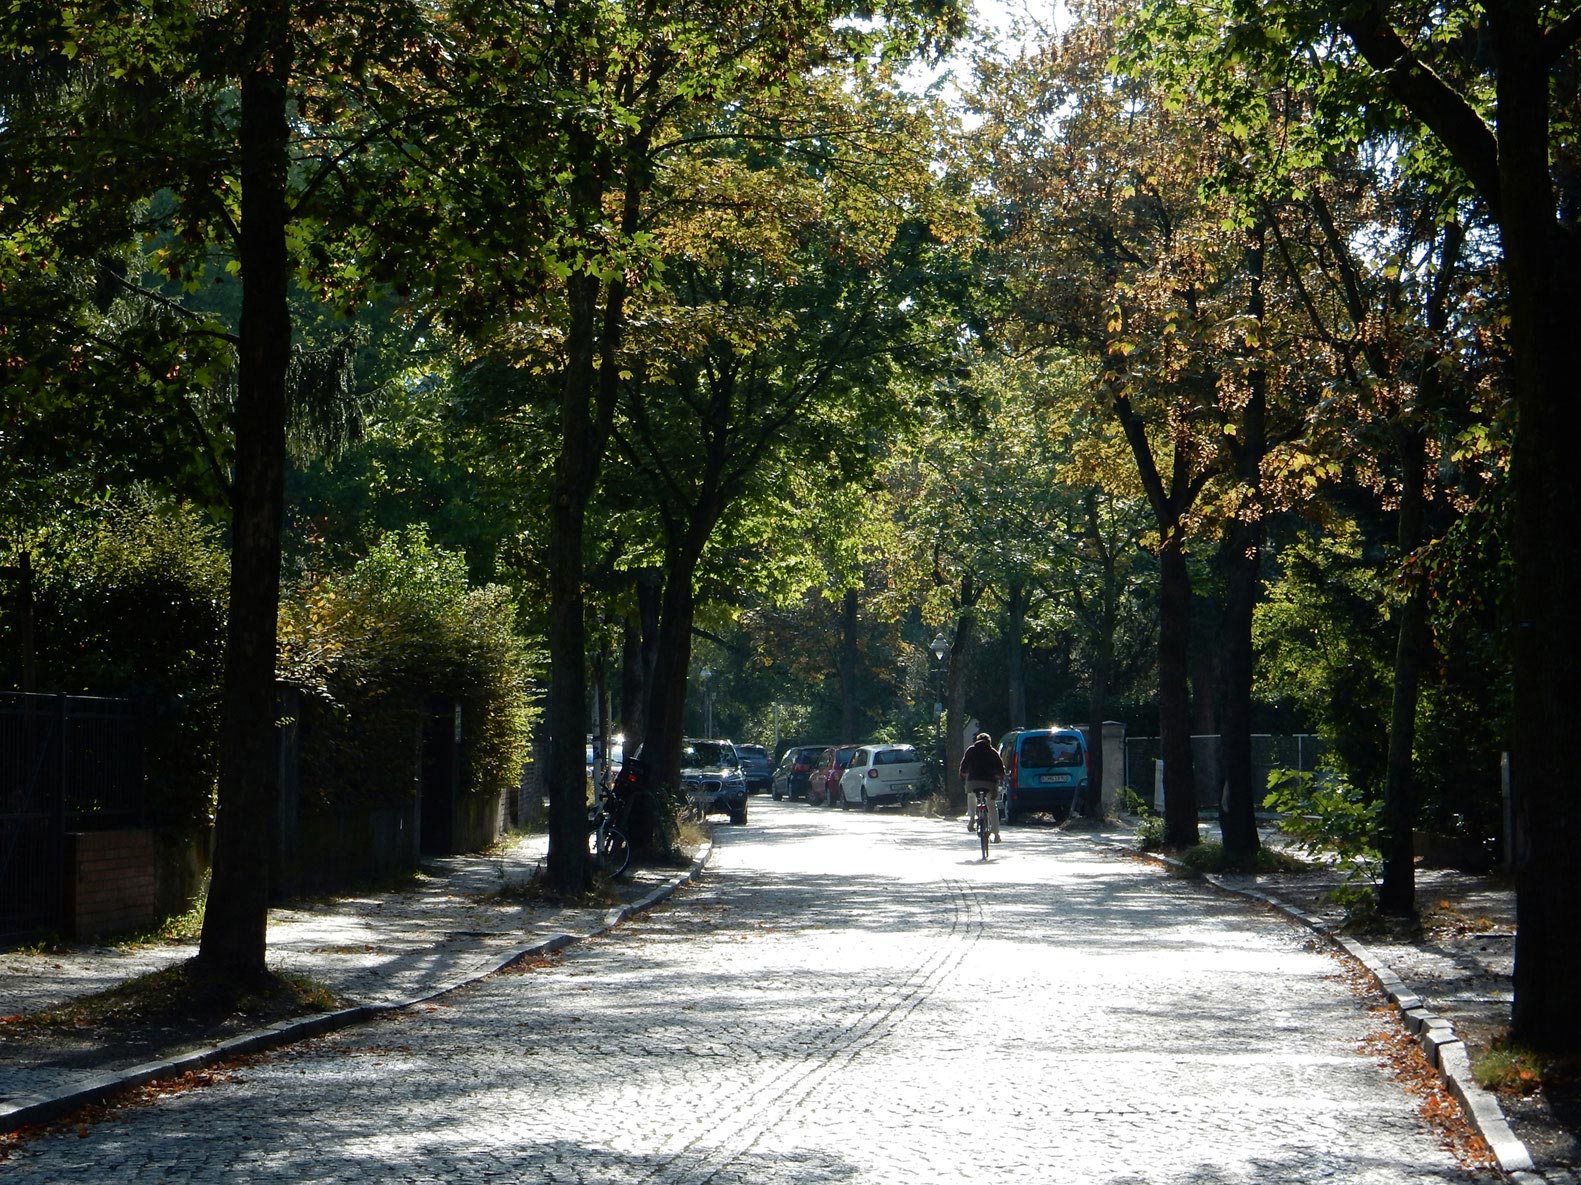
[1122,733,1327,811]
[1,692,145,944]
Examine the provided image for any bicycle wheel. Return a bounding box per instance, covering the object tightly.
[595,819,632,877]
[978,806,990,861]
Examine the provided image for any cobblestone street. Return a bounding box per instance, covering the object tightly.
[3,802,1493,1183]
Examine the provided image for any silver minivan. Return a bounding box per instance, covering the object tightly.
[997,728,1089,823]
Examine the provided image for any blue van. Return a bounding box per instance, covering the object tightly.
[997,727,1089,823]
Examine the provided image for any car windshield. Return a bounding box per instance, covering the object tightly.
[683,742,734,766]
[1021,735,1083,767]
[875,747,918,765]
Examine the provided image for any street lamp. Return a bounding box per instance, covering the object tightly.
[927,633,950,788]
[700,667,714,737]
[929,632,951,718]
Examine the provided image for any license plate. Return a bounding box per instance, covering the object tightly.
[1039,773,1070,785]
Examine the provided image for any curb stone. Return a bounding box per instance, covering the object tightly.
[1096,829,1538,1178]
[0,841,712,1137]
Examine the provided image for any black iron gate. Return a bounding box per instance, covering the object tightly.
[0,692,144,944]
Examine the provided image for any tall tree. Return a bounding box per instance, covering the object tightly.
[970,8,1247,847]
[1127,0,1580,1042]
[602,76,972,844]
[1,0,409,978]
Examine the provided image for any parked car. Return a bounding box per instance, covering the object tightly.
[681,738,749,825]
[736,744,774,795]
[837,743,926,811]
[806,744,862,806]
[997,727,1089,823]
[771,744,829,801]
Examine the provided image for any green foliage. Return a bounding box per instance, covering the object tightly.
[279,528,536,814]
[15,492,228,829]
[1136,813,1166,850]
[1254,522,1392,796]
[1472,1039,1554,1098]
[1264,768,1381,917]
[1176,840,1306,875]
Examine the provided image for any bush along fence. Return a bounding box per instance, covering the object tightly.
[1,682,519,946]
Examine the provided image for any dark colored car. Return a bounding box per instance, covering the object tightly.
[736,744,774,795]
[771,744,829,801]
[681,738,749,825]
[997,727,1090,823]
[806,744,862,807]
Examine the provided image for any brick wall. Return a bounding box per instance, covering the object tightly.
[66,829,157,939]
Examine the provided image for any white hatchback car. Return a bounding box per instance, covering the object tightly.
[837,744,926,811]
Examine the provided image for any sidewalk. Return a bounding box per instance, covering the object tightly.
[0,832,708,1133]
[1083,814,1577,1181]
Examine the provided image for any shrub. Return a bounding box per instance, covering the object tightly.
[279,528,534,814]
[1264,768,1381,918]
[19,492,227,830]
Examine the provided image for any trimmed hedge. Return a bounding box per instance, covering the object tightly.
[279,527,534,815]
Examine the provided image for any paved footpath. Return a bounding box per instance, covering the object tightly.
[2,801,1494,1184]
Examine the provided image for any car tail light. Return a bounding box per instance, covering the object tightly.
[1009,751,1018,791]
[867,768,879,778]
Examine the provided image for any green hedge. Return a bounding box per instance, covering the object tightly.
[14,493,227,830]
[279,528,534,814]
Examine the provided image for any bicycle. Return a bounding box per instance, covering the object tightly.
[589,758,650,878]
[590,786,633,878]
[973,788,991,861]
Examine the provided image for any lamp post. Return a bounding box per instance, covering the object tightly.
[700,667,713,737]
[929,632,950,789]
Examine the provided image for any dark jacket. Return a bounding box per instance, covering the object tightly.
[959,739,1005,783]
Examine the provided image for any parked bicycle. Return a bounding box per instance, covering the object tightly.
[590,788,633,878]
[589,758,651,878]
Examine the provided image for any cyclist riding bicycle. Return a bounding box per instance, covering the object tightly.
[959,731,1004,844]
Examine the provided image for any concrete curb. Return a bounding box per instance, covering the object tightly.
[0,841,713,1137]
[1104,834,1537,1177]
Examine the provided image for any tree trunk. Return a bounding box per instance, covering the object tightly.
[1379,426,1429,915]
[1081,491,1118,815]
[594,628,612,781]
[943,607,976,815]
[197,4,293,980]
[1216,222,1268,868]
[619,569,660,756]
[1492,7,1581,1053]
[1158,532,1198,848]
[1006,580,1028,730]
[1217,519,1263,865]
[1111,393,1201,848]
[542,114,630,890]
[1335,0,1581,1057]
[17,549,35,693]
[638,523,717,858]
[839,587,859,741]
[542,271,600,893]
[1085,552,1115,817]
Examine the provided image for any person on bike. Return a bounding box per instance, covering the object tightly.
[960,731,1004,842]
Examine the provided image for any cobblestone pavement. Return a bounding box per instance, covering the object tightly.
[0,835,559,1020]
[1,832,684,1105]
[3,802,1495,1184]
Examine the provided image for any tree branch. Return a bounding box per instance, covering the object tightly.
[1339,4,1501,213]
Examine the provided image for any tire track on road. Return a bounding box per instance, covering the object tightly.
[634,873,987,1185]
